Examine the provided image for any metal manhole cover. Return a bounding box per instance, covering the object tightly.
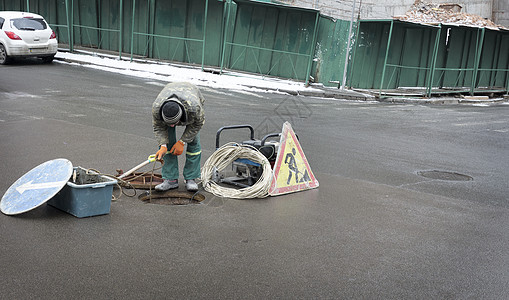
[138,190,205,205]
[417,170,473,181]
[115,171,164,189]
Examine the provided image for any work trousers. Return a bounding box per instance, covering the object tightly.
[161,127,201,181]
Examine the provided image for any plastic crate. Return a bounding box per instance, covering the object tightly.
[48,167,117,218]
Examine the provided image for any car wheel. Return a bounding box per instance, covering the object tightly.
[0,44,11,65]
[41,55,54,63]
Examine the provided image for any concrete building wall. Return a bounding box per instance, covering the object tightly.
[277,0,496,22]
[493,0,509,27]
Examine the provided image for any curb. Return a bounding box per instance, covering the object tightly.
[56,53,373,101]
[379,96,508,105]
[55,51,508,105]
[274,88,375,101]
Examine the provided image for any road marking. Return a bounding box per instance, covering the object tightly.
[145,81,165,87]
[16,180,68,194]
[454,120,506,126]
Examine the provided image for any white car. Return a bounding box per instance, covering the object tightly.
[0,11,58,64]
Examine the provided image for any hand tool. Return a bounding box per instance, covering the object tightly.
[118,154,158,179]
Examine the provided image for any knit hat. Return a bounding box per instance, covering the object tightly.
[161,100,182,125]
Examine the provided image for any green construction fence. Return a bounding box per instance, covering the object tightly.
[349,19,509,96]
[1,0,354,87]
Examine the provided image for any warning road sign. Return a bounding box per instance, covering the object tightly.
[269,122,319,196]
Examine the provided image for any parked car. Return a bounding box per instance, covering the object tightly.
[0,11,58,64]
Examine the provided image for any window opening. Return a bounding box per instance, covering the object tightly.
[11,18,47,31]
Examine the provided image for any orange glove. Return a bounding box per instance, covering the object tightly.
[155,145,168,161]
[169,140,185,156]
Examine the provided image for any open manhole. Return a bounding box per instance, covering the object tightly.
[138,190,205,205]
[417,170,473,181]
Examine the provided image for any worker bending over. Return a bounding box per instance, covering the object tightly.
[152,82,205,192]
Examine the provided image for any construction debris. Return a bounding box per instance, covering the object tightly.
[395,0,507,30]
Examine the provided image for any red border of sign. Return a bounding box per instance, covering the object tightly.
[269,122,319,196]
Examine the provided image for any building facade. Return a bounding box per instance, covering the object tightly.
[276,0,507,27]
[493,0,509,27]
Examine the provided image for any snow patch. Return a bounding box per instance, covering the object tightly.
[55,51,322,95]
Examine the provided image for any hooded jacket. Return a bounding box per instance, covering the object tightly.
[152,82,205,145]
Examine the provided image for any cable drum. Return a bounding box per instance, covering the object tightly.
[201,143,273,199]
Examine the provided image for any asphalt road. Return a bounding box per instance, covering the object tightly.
[1,59,509,299]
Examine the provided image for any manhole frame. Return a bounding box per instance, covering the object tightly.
[138,190,205,205]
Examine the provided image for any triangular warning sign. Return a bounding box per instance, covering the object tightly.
[269,122,319,196]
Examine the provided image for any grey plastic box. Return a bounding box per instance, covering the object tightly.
[48,167,117,218]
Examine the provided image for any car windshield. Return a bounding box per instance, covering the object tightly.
[11,18,47,31]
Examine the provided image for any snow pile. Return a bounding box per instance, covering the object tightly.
[395,0,506,30]
[55,51,323,94]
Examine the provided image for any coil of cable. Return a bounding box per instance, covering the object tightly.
[201,143,272,199]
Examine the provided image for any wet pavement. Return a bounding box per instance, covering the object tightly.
[1,60,509,299]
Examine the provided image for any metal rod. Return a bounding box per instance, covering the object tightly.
[119,0,123,59]
[229,47,247,70]
[387,67,397,88]
[434,67,476,71]
[471,28,485,95]
[130,0,136,62]
[427,24,441,97]
[225,42,310,57]
[341,0,356,89]
[149,0,155,58]
[70,0,74,52]
[458,28,469,87]
[184,41,192,63]
[488,33,500,86]
[135,32,204,43]
[250,48,263,74]
[201,0,209,71]
[267,8,281,77]
[379,20,394,98]
[220,0,232,74]
[347,18,362,88]
[288,53,300,80]
[506,50,509,93]
[118,159,152,179]
[506,69,509,94]
[65,0,71,51]
[305,11,320,86]
[73,24,119,32]
[386,64,431,70]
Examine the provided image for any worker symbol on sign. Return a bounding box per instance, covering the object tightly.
[284,148,312,185]
[285,148,298,185]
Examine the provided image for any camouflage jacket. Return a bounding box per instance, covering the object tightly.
[152,82,205,145]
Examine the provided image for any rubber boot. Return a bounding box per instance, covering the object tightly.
[155,179,178,191]
[185,179,199,192]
